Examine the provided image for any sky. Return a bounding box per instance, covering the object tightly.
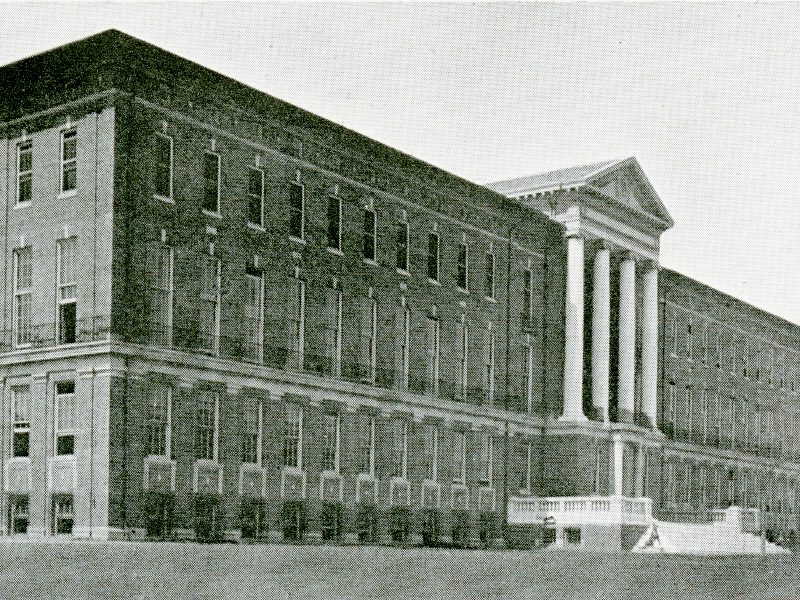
[2,2,799,323]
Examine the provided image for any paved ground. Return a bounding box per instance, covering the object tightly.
[0,541,798,600]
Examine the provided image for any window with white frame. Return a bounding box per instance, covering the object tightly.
[55,381,75,456]
[203,152,220,214]
[147,245,173,346]
[427,232,439,281]
[360,296,377,382]
[685,387,693,440]
[523,442,534,493]
[363,208,376,262]
[484,251,495,298]
[195,390,218,461]
[146,383,171,457]
[666,382,676,436]
[327,194,341,250]
[426,315,440,395]
[326,287,343,376]
[289,182,304,239]
[53,495,73,534]
[457,242,468,290]
[247,167,264,227]
[282,404,302,468]
[391,419,408,479]
[154,134,173,200]
[17,140,32,205]
[13,246,32,347]
[288,278,305,368]
[60,129,76,194]
[523,337,534,413]
[57,237,77,345]
[522,268,533,329]
[12,385,31,458]
[479,433,493,485]
[484,327,495,405]
[321,413,339,472]
[242,398,262,465]
[244,270,264,362]
[396,221,409,271]
[399,306,410,389]
[199,254,221,353]
[356,413,375,476]
[424,424,439,481]
[457,321,469,401]
[453,431,466,484]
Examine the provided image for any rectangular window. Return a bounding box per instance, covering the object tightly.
[327,195,341,250]
[484,329,495,405]
[199,255,221,353]
[361,297,377,382]
[424,424,439,481]
[399,307,410,389]
[453,431,466,484]
[522,269,533,330]
[484,252,495,298]
[147,245,173,346]
[426,316,440,396]
[523,340,534,413]
[53,495,74,534]
[666,383,676,437]
[12,386,31,458]
[289,182,304,239]
[146,384,171,457]
[244,271,264,362]
[242,399,262,465]
[17,141,32,205]
[203,152,220,214]
[396,222,409,271]
[480,433,493,485]
[288,278,305,369]
[247,167,264,227]
[154,134,173,199]
[685,387,693,441]
[321,413,339,472]
[61,129,76,193]
[457,321,469,401]
[10,496,29,534]
[391,420,408,479]
[457,242,468,290]
[427,232,439,281]
[195,391,218,461]
[357,414,375,476]
[326,288,343,376]
[57,237,77,345]
[13,247,32,347]
[55,381,75,456]
[282,404,302,468]
[363,209,376,261]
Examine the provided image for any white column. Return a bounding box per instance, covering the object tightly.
[561,234,587,421]
[592,245,611,422]
[618,253,637,423]
[641,264,659,428]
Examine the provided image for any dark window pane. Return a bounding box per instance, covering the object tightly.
[13,431,29,457]
[59,303,76,344]
[57,434,74,456]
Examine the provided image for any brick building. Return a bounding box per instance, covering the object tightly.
[0,31,797,548]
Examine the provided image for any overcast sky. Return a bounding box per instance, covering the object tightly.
[2,2,799,323]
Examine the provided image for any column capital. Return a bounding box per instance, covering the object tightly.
[640,258,660,272]
[563,230,585,241]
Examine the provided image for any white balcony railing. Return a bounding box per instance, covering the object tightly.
[507,495,653,527]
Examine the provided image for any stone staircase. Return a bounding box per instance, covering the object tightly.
[633,507,790,555]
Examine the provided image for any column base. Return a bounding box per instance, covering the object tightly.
[558,412,588,422]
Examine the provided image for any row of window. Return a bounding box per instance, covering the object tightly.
[11,382,74,459]
[14,130,76,206]
[663,460,799,514]
[669,307,800,390]
[664,382,799,459]
[13,238,79,347]
[142,385,499,485]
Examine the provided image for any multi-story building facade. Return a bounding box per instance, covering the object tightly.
[0,31,797,548]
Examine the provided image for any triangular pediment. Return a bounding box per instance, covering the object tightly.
[583,157,674,229]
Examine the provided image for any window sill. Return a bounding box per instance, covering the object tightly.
[247,222,266,232]
[457,287,469,295]
[289,235,306,245]
[13,201,31,210]
[326,247,344,256]
[484,296,496,303]
[202,209,221,219]
[428,278,441,286]
[363,258,379,267]
[153,194,174,204]
[397,268,410,277]
[58,190,77,199]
